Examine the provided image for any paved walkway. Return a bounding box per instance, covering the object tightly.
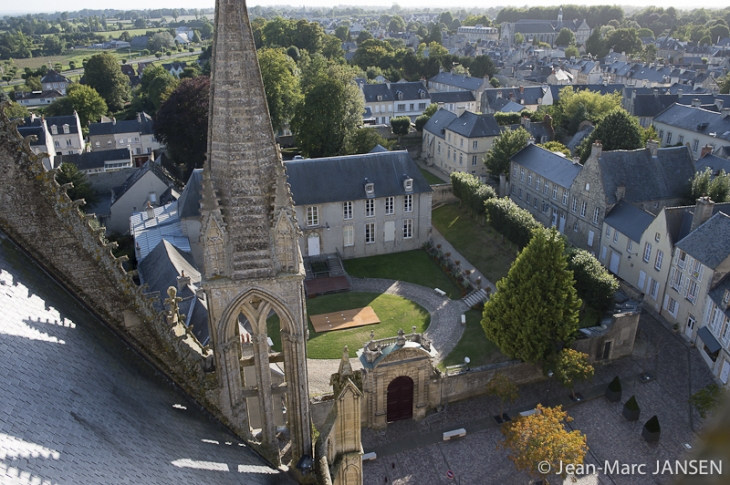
[307,278,469,396]
[431,227,498,294]
[360,311,718,485]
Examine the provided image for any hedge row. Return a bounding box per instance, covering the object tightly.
[450,172,497,216]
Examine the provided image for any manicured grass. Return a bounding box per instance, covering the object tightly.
[419,168,446,185]
[343,249,462,299]
[437,309,509,370]
[432,204,517,283]
[268,292,430,359]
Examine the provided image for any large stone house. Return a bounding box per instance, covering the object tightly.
[285,150,432,260]
[652,103,730,160]
[428,71,490,111]
[361,81,430,124]
[456,25,499,44]
[40,69,71,95]
[46,113,84,156]
[88,112,163,165]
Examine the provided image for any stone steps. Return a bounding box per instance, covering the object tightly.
[461,288,487,308]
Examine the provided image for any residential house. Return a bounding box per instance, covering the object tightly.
[40,70,71,95]
[14,90,64,108]
[429,91,477,115]
[509,143,582,233]
[361,81,430,124]
[428,71,490,112]
[162,62,188,77]
[285,151,432,259]
[106,159,177,234]
[60,147,134,175]
[566,142,694,253]
[652,103,730,160]
[88,112,162,165]
[130,36,150,50]
[696,153,730,175]
[481,85,555,114]
[16,115,56,170]
[46,113,84,156]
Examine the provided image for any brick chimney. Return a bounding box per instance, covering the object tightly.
[177,270,191,292]
[146,201,155,219]
[646,139,659,157]
[700,144,714,158]
[715,99,724,111]
[691,196,715,232]
[722,108,730,119]
[615,185,626,201]
[691,98,701,108]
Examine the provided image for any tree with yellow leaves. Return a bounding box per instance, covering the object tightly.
[500,404,587,484]
[554,348,594,400]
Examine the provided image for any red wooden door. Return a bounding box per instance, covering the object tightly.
[387,376,414,422]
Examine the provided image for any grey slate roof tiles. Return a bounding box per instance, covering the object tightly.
[653,104,730,142]
[422,109,458,139]
[285,150,432,206]
[511,143,581,188]
[603,200,655,243]
[676,211,730,269]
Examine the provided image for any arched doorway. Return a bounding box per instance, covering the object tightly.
[387,376,414,422]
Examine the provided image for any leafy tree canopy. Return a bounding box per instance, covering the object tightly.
[577,108,643,163]
[690,168,730,203]
[555,28,575,47]
[45,83,107,126]
[343,128,393,155]
[484,127,529,181]
[56,162,98,207]
[258,47,302,134]
[84,52,130,112]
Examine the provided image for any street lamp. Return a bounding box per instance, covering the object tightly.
[464,356,470,371]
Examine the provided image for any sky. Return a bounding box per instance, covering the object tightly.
[2,1,727,17]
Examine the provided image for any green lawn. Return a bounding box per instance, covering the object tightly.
[343,249,462,299]
[419,168,446,185]
[268,292,430,359]
[432,204,517,283]
[438,309,509,370]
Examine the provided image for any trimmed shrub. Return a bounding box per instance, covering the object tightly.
[608,376,621,393]
[625,395,639,410]
[566,248,619,312]
[484,197,542,249]
[644,415,660,433]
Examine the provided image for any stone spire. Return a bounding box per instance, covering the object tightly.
[202,0,291,280]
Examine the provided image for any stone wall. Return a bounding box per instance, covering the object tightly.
[431,184,459,208]
[572,310,640,363]
[438,361,544,405]
[0,105,219,419]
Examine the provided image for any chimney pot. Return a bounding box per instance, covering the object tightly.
[691,197,715,231]
[646,139,659,158]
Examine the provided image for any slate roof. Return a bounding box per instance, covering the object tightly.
[708,275,730,319]
[504,122,552,142]
[362,83,393,103]
[14,90,64,102]
[177,169,203,219]
[484,86,547,108]
[513,20,555,34]
[499,100,525,113]
[422,108,458,139]
[429,71,486,91]
[60,148,132,171]
[40,69,70,84]
[603,200,655,243]
[632,94,681,117]
[130,35,149,49]
[16,125,48,147]
[653,104,730,142]
[390,81,429,101]
[676,212,730,269]
[111,160,176,206]
[696,154,730,175]
[511,143,581,189]
[45,115,80,134]
[597,146,695,206]
[285,150,432,206]
[88,112,155,136]
[446,111,501,138]
[138,240,209,344]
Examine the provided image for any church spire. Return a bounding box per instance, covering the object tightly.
[202,0,282,280]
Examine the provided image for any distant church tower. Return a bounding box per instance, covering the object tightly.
[557,6,563,28]
[201,0,311,470]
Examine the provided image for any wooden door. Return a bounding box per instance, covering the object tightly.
[387,376,414,422]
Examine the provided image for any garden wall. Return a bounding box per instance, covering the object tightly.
[431,184,459,208]
[438,361,544,405]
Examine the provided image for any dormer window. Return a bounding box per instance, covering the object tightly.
[419,90,426,99]
[397,91,403,100]
[50,124,58,135]
[62,124,70,134]
[377,94,383,101]
[723,289,730,308]
[364,178,375,198]
[403,175,413,192]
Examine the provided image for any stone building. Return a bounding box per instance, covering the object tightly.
[88,112,162,165]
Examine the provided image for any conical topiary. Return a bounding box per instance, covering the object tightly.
[623,395,640,421]
[606,375,622,402]
[642,415,661,442]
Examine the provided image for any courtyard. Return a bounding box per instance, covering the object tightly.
[360,311,718,484]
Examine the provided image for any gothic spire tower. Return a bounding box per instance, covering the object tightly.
[201,0,311,470]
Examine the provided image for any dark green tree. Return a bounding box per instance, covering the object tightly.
[334,25,350,42]
[555,28,575,46]
[258,47,302,134]
[565,248,619,312]
[131,64,178,114]
[343,128,393,155]
[56,163,98,207]
[604,28,643,56]
[482,227,581,365]
[690,168,730,203]
[469,55,497,78]
[484,127,529,181]
[83,52,130,112]
[390,116,411,136]
[585,29,604,57]
[577,108,643,163]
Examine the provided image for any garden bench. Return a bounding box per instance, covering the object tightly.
[442,428,467,441]
[434,288,446,296]
[362,452,377,461]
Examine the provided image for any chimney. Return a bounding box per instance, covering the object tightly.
[700,144,714,158]
[146,201,155,219]
[177,270,191,292]
[590,141,603,160]
[615,185,626,201]
[722,108,730,119]
[691,98,701,108]
[519,85,524,94]
[437,102,444,110]
[691,196,715,231]
[677,89,683,99]
[521,116,531,129]
[646,139,659,157]
[715,99,724,111]
[653,88,658,98]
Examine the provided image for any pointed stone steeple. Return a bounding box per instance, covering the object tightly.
[203,0,293,280]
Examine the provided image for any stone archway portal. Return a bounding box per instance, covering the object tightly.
[387,376,414,422]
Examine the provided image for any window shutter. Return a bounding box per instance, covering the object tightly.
[697,264,704,282]
[681,275,689,297]
[663,294,669,310]
[669,268,676,289]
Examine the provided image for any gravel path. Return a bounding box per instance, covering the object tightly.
[307,277,469,396]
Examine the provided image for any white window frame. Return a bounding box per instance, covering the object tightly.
[343,225,354,246]
[343,201,353,220]
[654,250,664,271]
[404,194,413,213]
[385,196,394,215]
[403,219,413,239]
[365,222,375,244]
[571,197,577,213]
[552,184,558,200]
[306,206,319,227]
[643,242,652,263]
[595,208,602,225]
[580,201,587,218]
[366,199,374,217]
[562,190,568,205]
